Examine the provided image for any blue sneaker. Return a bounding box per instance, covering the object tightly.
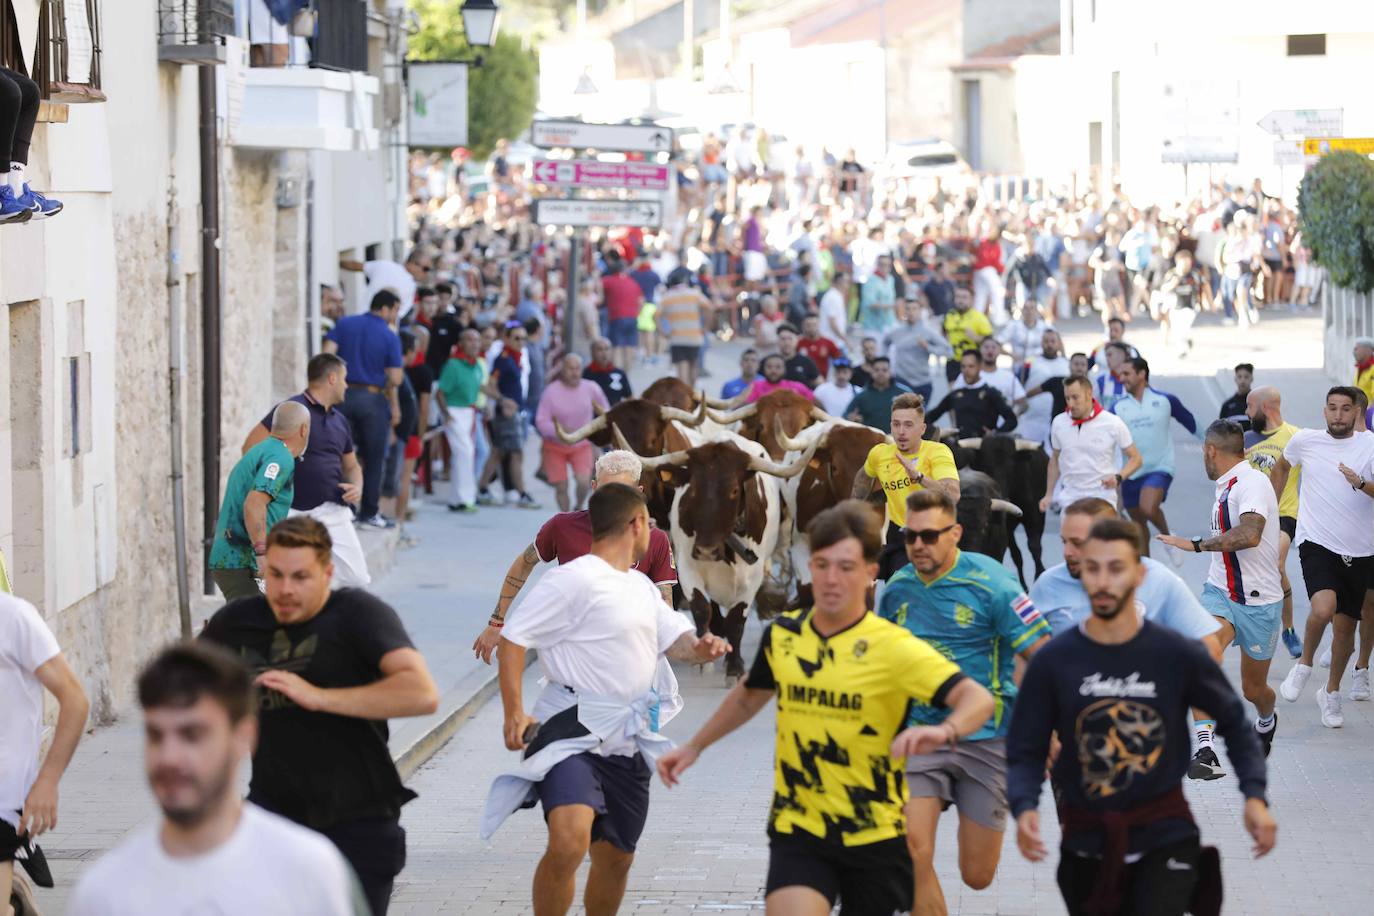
[18,184,62,220]
[1281,627,1302,659]
[0,184,32,223]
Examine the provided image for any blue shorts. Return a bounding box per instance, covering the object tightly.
[537,752,651,852]
[1201,582,1282,660]
[1121,472,1173,509]
[608,316,639,348]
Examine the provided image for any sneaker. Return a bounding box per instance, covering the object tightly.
[1281,627,1302,659]
[1318,646,1332,668]
[447,502,478,513]
[1316,687,1344,728]
[1254,712,1278,758]
[517,492,542,510]
[356,513,396,530]
[18,184,62,219]
[14,836,52,887]
[476,489,498,506]
[0,184,32,223]
[1279,663,1311,702]
[1187,746,1225,780]
[1351,667,1371,702]
[504,489,520,506]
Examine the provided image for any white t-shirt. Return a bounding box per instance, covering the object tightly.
[814,381,860,417]
[0,594,60,828]
[1207,460,1283,605]
[504,554,694,746]
[1020,354,1070,446]
[818,287,849,348]
[364,260,418,319]
[1050,409,1134,505]
[1284,429,1374,557]
[67,803,363,916]
[953,367,1025,404]
[997,319,1050,364]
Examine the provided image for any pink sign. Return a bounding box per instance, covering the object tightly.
[531,159,671,191]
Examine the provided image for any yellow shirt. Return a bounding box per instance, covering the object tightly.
[864,440,960,526]
[1245,422,1300,519]
[1358,363,1374,406]
[745,608,965,846]
[943,309,993,357]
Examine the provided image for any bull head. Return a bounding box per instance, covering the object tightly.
[557,399,706,445]
[612,423,817,479]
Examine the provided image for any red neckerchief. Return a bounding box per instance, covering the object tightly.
[501,345,523,362]
[1358,356,1374,373]
[1069,400,1104,426]
[450,349,478,366]
[586,362,617,374]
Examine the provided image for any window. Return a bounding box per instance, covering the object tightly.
[1287,34,1326,56]
[35,0,105,102]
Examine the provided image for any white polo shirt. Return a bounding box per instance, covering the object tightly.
[1050,408,1133,505]
[0,594,60,829]
[1284,429,1374,557]
[1207,460,1282,605]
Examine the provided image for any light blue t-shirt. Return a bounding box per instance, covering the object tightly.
[1029,558,1220,640]
[1111,387,1199,477]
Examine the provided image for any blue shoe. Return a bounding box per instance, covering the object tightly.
[0,184,32,223]
[1281,627,1302,659]
[18,184,62,220]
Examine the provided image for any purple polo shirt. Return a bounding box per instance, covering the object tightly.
[259,392,355,511]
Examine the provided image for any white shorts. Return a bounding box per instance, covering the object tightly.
[288,501,372,589]
[743,250,768,283]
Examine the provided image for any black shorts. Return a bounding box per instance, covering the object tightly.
[1298,541,1374,618]
[1279,516,1296,540]
[538,752,651,852]
[1,815,22,862]
[766,831,913,915]
[878,522,908,581]
[1057,836,1200,916]
[670,344,701,366]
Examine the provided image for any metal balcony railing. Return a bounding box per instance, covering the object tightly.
[157,1,234,65]
[244,0,368,73]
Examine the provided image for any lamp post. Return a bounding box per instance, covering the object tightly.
[460,0,501,49]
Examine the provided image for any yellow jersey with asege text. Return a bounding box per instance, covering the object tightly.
[864,440,959,526]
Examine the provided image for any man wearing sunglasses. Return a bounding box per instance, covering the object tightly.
[878,487,1051,915]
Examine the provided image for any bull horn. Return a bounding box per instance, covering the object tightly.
[661,399,707,427]
[809,406,834,423]
[707,402,758,425]
[557,413,609,444]
[773,415,813,453]
[612,423,690,470]
[703,395,734,409]
[990,498,1023,518]
[1014,438,1042,451]
[957,437,984,449]
[749,441,820,479]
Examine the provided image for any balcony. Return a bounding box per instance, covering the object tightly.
[232,0,377,152]
[158,0,234,65]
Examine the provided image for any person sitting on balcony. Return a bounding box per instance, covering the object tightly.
[0,67,62,223]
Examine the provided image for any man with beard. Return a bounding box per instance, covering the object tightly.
[746,354,815,403]
[925,350,1019,440]
[1243,387,1303,657]
[201,517,440,914]
[68,643,365,914]
[1041,376,1142,512]
[1271,387,1374,726]
[1009,519,1276,916]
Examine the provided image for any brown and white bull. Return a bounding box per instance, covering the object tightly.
[615,425,816,679]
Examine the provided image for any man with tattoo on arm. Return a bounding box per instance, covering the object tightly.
[473,451,678,662]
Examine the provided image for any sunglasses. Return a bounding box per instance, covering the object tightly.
[902,524,957,546]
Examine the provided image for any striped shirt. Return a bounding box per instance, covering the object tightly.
[658,287,706,346]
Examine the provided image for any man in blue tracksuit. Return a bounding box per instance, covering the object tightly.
[1111,356,1199,559]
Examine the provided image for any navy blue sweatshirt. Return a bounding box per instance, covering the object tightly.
[1006,620,1267,856]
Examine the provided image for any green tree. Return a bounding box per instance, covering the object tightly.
[1298,150,1374,293]
[408,1,539,159]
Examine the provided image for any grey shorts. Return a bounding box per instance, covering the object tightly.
[905,737,1008,831]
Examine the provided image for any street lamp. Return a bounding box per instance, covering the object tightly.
[460,0,501,49]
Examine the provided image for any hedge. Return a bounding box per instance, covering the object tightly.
[1297,150,1374,293]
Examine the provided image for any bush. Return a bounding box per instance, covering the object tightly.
[1297,150,1374,293]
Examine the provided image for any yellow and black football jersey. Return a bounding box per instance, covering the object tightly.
[745,608,965,847]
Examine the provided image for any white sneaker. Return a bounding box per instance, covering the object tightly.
[1319,646,1332,668]
[1316,687,1344,727]
[1279,663,1311,702]
[1351,668,1371,702]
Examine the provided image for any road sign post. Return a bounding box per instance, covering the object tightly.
[1257,109,1343,138]
[531,159,671,191]
[1304,137,1374,156]
[531,120,674,154]
[534,198,663,229]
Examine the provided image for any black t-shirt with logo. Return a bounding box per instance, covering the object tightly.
[201,588,417,829]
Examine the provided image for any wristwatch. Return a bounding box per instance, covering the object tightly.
[1191,536,1203,553]
[1113,473,1123,485]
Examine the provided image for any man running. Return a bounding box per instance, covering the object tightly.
[926,350,1019,440]
[1244,386,1303,657]
[1157,421,1285,777]
[1041,376,1142,512]
[879,489,1050,914]
[1009,518,1276,916]
[488,484,727,916]
[1111,356,1199,558]
[202,517,439,914]
[953,337,1027,407]
[68,643,365,915]
[851,393,960,580]
[657,501,995,916]
[1092,341,1131,411]
[472,450,678,663]
[1271,387,1374,726]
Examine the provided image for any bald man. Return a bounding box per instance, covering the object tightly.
[1244,387,1302,657]
[209,401,311,600]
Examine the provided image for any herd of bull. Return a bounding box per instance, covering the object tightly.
[555,378,1052,678]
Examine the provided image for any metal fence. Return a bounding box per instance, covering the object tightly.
[1322,282,1373,383]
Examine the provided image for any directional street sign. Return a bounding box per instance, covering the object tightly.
[531,159,671,191]
[534,198,663,229]
[1273,140,1308,167]
[531,120,673,154]
[1257,109,1343,138]
[1304,137,1374,156]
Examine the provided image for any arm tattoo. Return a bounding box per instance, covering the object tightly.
[850,468,875,500]
[522,544,541,565]
[1200,514,1264,552]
